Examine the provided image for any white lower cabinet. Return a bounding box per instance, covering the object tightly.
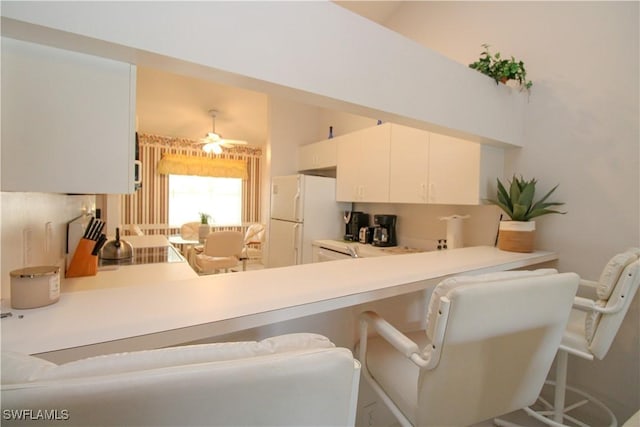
[336,124,391,202]
[1,38,136,194]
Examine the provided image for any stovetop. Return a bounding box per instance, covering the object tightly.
[99,246,184,266]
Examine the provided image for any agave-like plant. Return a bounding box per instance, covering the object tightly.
[489,175,566,221]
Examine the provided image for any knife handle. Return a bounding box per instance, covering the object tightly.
[84,216,95,239]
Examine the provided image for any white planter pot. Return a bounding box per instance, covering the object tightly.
[497,220,535,253]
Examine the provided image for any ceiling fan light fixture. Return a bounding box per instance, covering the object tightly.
[205,131,222,142]
[199,109,247,152]
[203,142,223,155]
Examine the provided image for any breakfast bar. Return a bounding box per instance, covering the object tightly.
[0,246,557,363]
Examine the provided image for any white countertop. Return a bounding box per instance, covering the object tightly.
[62,234,198,292]
[313,239,427,256]
[1,246,557,359]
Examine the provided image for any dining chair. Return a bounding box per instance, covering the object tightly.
[1,333,361,426]
[357,269,579,426]
[240,223,266,270]
[128,224,144,236]
[180,221,201,241]
[518,248,640,427]
[194,230,244,274]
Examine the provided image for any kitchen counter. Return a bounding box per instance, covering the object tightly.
[1,246,557,361]
[313,239,427,257]
[64,234,198,292]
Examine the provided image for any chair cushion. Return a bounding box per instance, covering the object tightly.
[425,269,558,342]
[562,308,591,357]
[244,224,265,244]
[5,333,335,383]
[1,352,57,384]
[203,231,244,257]
[597,251,638,300]
[584,299,607,344]
[180,222,200,241]
[196,254,239,271]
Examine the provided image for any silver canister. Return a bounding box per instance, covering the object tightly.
[10,266,61,309]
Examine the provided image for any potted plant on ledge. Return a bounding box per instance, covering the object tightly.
[489,175,565,253]
[198,212,211,243]
[469,44,533,92]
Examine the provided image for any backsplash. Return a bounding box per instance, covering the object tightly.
[1,192,95,298]
[352,202,503,250]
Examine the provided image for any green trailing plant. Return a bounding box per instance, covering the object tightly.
[199,212,211,225]
[489,175,565,221]
[469,44,532,91]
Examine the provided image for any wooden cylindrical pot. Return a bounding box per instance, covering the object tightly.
[497,220,535,253]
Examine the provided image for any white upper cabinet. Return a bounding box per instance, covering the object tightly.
[336,124,391,202]
[1,38,136,194]
[335,122,503,205]
[298,138,337,171]
[428,134,504,205]
[389,125,430,203]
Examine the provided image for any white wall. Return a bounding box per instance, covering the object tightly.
[1,1,527,146]
[0,193,95,298]
[381,1,639,421]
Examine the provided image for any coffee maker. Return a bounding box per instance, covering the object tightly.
[372,214,397,247]
[344,211,369,241]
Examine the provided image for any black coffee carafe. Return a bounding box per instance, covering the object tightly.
[372,214,397,247]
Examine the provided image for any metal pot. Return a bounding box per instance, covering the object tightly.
[99,227,133,261]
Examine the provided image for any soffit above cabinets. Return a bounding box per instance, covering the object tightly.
[1,2,525,148]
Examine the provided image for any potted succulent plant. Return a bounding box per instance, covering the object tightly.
[469,44,533,92]
[489,175,565,252]
[198,212,211,243]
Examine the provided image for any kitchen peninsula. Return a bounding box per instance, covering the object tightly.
[1,246,557,363]
[62,235,197,293]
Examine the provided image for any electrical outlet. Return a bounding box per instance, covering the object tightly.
[23,227,33,266]
[45,222,53,256]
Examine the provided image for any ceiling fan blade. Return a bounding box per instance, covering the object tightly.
[220,139,248,147]
[204,132,222,142]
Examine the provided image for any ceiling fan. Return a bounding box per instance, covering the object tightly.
[200,109,247,154]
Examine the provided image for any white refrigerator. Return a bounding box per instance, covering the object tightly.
[268,174,348,268]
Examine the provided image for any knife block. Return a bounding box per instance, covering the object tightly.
[66,238,98,278]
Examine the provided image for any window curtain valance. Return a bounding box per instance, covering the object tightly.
[121,133,262,232]
[157,154,248,179]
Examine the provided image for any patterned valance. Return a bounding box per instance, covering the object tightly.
[157,154,248,179]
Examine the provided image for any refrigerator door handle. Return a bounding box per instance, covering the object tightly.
[293,223,300,264]
[293,189,301,221]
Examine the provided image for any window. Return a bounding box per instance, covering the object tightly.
[168,175,242,226]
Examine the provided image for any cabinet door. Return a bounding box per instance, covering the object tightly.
[336,133,361,202]
[298,138,337,171]
[389,124,429,203]
[1,38,136,194]
[357,124,391,202]
[428,134,481,205]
